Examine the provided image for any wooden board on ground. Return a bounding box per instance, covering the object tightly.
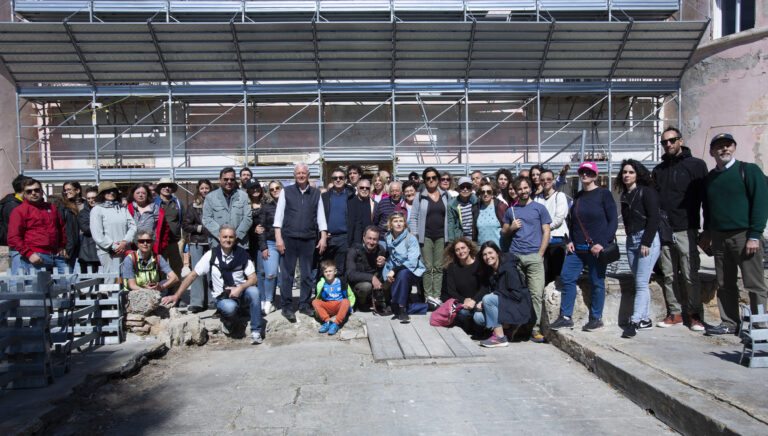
[446,326,485,357]
[435,326,473,357]
[366,318,404,361]
[410,317,455,358]
[391,321,430,359]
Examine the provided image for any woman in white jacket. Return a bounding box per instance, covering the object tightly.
[534,168,570,285]
[90,181,137,274]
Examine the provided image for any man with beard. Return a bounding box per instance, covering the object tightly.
[651,127,709,331]
[700,133,768,335]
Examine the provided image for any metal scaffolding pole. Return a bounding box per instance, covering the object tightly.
[243,90,248,165]
[318,90,324,161]
[608,87,612,191]
[537,87,542,164]
[464,89,470,174]
[92,92,99,183]
[168,92,174,180]
[15,93,22,175]
[391,90,397,176]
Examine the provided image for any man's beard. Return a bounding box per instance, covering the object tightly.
[717,151,733,164]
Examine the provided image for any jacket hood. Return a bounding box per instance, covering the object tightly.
[0,193,22,205]
[661,145,693,163]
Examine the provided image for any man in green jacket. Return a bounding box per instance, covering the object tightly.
[701,133,768,335]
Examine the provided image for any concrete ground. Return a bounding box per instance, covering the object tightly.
[46,317,672,436]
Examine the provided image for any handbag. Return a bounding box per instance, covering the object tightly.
[573,195,620,265]
[429,298,463,327]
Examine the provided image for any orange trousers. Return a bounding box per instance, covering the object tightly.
[311,299,350,324]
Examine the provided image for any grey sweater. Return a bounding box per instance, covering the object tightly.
[90,202,137,254]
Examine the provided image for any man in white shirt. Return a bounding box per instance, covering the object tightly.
[162,225,263,344]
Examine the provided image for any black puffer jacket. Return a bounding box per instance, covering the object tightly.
[0,193,22,246]
[77,203,99,263]
[182,203,209,246]
[345,242,387,284]
[482,254,532,326]
[651,146,708,231]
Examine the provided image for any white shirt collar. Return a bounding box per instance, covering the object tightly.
[715,159,737,172]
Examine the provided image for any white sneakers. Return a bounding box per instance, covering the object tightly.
[251,332,263,345]
[261,301,276,315]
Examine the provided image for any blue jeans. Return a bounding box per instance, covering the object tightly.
[473,293,501,329]
[280,236,317,312]
[216,286,263,334]
[188,244,210,308]
[257,240,280,303]
[560,251,607,319]
[390,268,420,313]
[9,250,22,287]
[19,252,70,286]
[626,231,661,323]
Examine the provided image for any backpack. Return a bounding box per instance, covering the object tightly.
[122,250,160,288]
[738,161,768,188]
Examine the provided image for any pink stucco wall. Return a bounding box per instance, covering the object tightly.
[681,0,768,171]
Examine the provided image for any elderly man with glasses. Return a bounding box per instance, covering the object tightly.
[320,167,356,275]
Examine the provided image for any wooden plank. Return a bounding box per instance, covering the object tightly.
[436,326,472,357]
[391,321,430,359]
[448,327,485,357]
[366,318,404,361]
[410,317,455,358]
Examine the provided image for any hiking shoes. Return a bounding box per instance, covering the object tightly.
[282,309,297,323]
[251,332,263,345]
[622,322,638,338]
[705,323,735,336]
[582,318,604,332]
[530,329,545,343]
[548,316,574,330]
[480,334,509,348]
[318,321,332,333]
[299,307,315,318]
[328,322,340,335]
[657,313,683,328]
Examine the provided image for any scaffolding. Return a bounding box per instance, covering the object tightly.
[2,1,709,183]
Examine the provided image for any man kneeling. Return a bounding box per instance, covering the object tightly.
[161,226,263,344]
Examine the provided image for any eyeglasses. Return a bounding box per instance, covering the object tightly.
[332,176,345,181]
[269,187,281,192]
[660,137,680,146]
[137,239,153,244]
[221,177,236,182]
[425,176,438,181]
[24,188,42,194]
[358,186,371,190]
[540,177,553,182]
[479,189,494,195]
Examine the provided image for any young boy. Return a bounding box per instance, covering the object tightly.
[313,259,356,335]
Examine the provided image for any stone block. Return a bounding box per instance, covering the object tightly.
[126,289,165,316]
[125,320,145,327]
[126,313,145,322]
[145,315,161,326]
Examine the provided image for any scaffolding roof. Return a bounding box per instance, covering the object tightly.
[0,19,708,86]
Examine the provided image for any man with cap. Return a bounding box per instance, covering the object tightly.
[651,126,709,331]
[155,178,184,279]
[7,177,68,276]
[700,133,768,335]
[446,177,477,242]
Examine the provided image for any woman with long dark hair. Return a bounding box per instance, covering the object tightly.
[126,183,170,255]
[441,237,486,335]
[549,162,618,332]
[182,179,212,312]
[59,181,82,272]
[614,159,661,338]
[474,241,532,347]
[77,186,101,273]
[473,180,504,247]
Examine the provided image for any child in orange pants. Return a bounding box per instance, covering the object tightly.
[312,260,356,335]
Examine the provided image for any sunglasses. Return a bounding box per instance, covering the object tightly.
[358,186,371,190]
[578,171,596,177]
[221,177,236,182]
[391,212,405,217]
[25,188,42,194]
[440,177,451,182]
[479,189,494,195]
[540,177,553,182]
[459,185,472,191]
[660,137,680,146]
[332,176,345,181]
[425,176,438,181]
[137,239,153,244]
[269,187,281,192]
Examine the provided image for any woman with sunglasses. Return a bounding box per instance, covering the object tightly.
[90,181,136,274]
[383,212,427,323]
[440,172,458,198]
[182,179,212,312]
[77,186,102,273]
[246,179,277,314]
[474,241,532,347]
[409,166,451,308]
[122,230,179,292]
[262,181,283,303]
[446,177,477,243]
[615,159,661,338]
[549,162,618,332]
[534,168,570,286]
[474,181,505,247]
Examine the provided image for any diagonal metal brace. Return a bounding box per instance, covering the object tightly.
[537,20,556,81]
[147,20,171,83]
[608,19,633,80]
[63,20,95,85]
[230,19,247,84]
[464,19,476,82]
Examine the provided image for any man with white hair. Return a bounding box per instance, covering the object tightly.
[274,163,328,322]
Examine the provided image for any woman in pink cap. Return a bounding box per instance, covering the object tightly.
[548,162,618,332]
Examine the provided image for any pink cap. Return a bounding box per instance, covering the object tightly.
[578,161,599,174]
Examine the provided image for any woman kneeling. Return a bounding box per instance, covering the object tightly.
[474,241,533,347]
[383,212,427,323]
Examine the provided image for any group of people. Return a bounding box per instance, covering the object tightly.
[2,129,766,346]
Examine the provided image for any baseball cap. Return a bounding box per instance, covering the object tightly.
[710,133,736,147]
[457,176,472,187]
[578,162,599,175]
[245,178,261,190]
